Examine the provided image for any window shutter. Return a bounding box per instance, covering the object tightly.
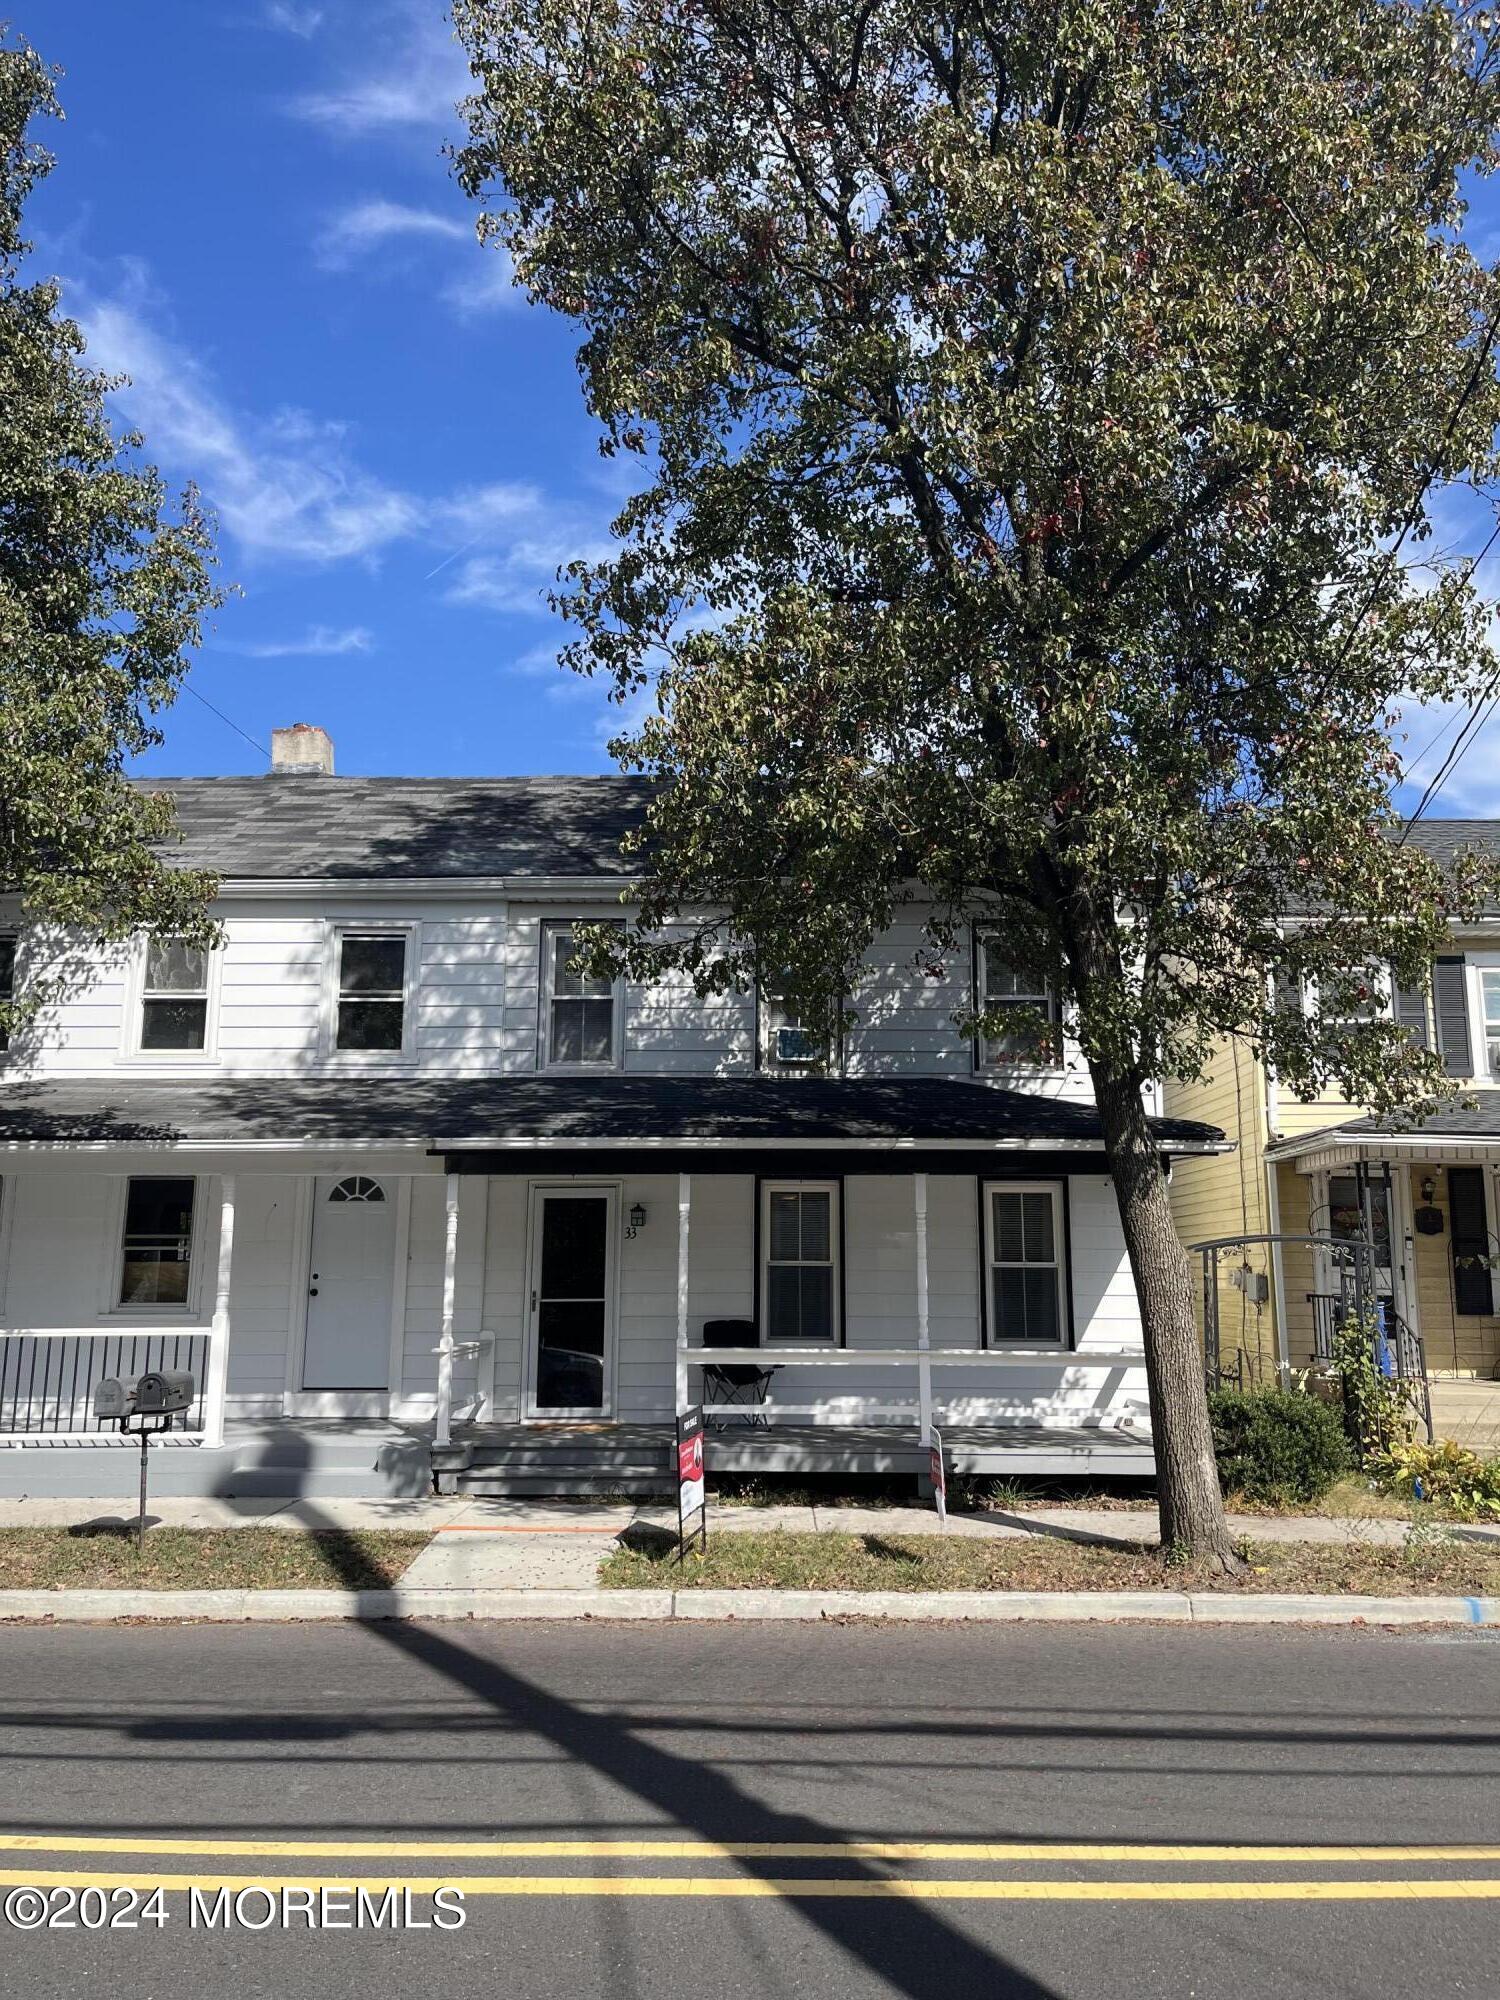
[1391,966,1431,1049]
[1271,966,1301,1016]
[1448,1166,1493,1317]
[1433,957,1472,1077]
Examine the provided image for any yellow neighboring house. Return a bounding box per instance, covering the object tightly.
[1163,820,1500,1448]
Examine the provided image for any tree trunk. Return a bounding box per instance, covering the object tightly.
[1089,1060,1242,1570]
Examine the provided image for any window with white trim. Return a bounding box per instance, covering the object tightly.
[974,931,1059,1066]
[540,921,622,1069]
[1480,970,1500,1079]
[758,970,835,1073]
[139,938,210,1051]
[118,1177,196,1306]
[0,932,15,1052]
[984,1182,1066,1345]
[761,1181,839,1344]
[335,931,408,1052]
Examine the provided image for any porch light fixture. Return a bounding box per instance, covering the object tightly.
[1421,1176,1438,1206]
[629,1202,647,1231]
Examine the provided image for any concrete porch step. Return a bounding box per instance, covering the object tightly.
[443,1470,674,1498]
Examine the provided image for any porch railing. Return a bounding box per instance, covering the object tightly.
[681,1346,1152,1435]
[0,1330,212,1440]
[1306,1294,1433,1442]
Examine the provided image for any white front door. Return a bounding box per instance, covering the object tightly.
[524,1188,616,1418]
[301,1174,397,1394]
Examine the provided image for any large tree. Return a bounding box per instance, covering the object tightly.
[455,0,1500,1562]
[1,35,220,1042]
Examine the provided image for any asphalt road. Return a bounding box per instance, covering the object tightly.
[0,1618,1498,1999]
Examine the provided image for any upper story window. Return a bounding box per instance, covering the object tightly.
[1479,970,1500,1080]
[335,931,409,1052]
[540,921,622,1069]
[974,930,1059,1068]
[758,972,836,1073]
[0,932,16,1052]
[1310,958,1473,1079]
[138,939,211,1052]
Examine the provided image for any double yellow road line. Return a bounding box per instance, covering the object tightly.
[3,1835,1498,1902]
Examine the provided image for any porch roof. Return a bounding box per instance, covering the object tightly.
[0,1072,1227,1158]
[1267,1091,1500,1165]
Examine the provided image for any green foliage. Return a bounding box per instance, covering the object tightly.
[456,0,1500,1555]
[1389,1437,1500,1519]
[456,0,1500,1119]
[1208,1388,1353,1505]
[0,35,222,1039]
[1331,1309,1414,1465]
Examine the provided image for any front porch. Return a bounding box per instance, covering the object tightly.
[1268,1102,1500,1389]
[0,1070,1224,1497]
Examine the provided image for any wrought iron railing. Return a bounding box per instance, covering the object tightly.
[0,1330,210,1438]
[1306,1294,1433,1441]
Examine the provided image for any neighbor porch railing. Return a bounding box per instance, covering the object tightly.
[1307,1293,1434,1440]
[0,1329,213,1439]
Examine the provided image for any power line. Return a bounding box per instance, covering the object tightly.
[179,679,268,759]
[1398,513,1500,834]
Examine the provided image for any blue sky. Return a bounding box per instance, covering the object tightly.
[21,1,1500,809]
[28,0,630,779]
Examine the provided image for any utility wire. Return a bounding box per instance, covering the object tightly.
[179,679,269,759]
[1398,513,1500,834]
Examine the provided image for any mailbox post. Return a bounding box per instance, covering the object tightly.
[92,1371,197,1552]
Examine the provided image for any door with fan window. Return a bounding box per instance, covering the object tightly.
[301,1175,397,1393]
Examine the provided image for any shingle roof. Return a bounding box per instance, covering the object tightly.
[137,775,652,879]
[1395,820,1500,873]
[0,1073,1226,1152]
[1315,1092,1500,1141]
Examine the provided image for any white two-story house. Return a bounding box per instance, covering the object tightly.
[0,726,1224,1498]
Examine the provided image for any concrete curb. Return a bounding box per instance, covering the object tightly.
[0,1587,1494,1625]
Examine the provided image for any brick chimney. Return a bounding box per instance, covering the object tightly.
[270,723,335,775]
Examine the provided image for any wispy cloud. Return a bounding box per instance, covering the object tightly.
[442,244,520,317]
[230,624,375,657]
[314,198,468,269]
[71,268,604,603]
[313,195,518,315]
[261,1,324,36]
[288,4,468,135]
[79,274,421,564]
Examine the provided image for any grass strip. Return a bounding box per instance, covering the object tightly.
[600,1527,1500,1595]
[0,1527,430,1591]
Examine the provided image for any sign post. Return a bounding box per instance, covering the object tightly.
[676,1404,707,1559]
[928,1424,947,1529]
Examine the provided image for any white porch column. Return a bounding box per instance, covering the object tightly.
[914,1171,932,1444]
[203,1173,235,1450]
[435,1173,460,1448]
[675,1171,692,1415]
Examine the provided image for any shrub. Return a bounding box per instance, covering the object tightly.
[1388,1439,1500,1520]
[1208,1388,1354,1506]
[1330,1308,1413,1464]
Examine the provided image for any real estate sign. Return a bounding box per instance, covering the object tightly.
[676,1404,706,1556]
[929,1425,947,1528]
